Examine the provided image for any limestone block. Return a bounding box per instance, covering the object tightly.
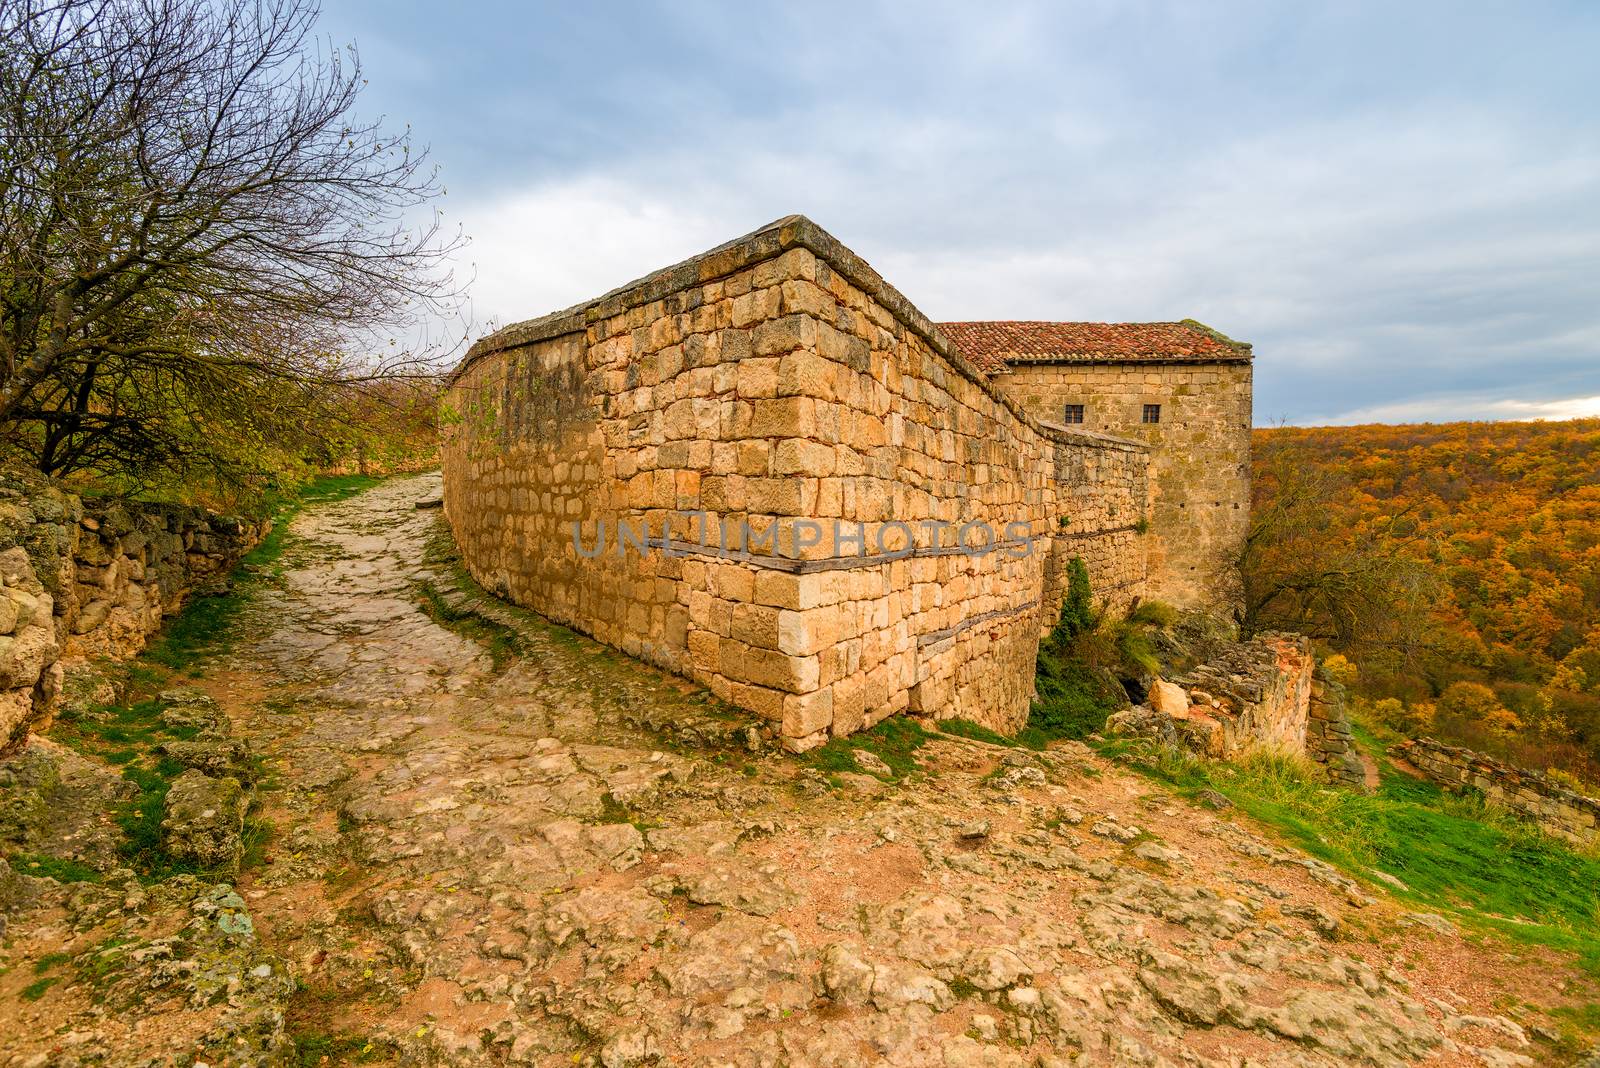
[160,770,246,872]
[782,689,832,739]
[0,619,59,689]
[0,688,33,745]
[72,599,111,636]
[0,547,42,594]
[1149,680,1191,718]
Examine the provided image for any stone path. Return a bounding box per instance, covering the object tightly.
[0,474,1585,1067]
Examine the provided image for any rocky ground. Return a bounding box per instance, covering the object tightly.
[0,473,1594,1067]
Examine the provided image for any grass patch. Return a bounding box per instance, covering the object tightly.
[20,976,60,1001]
[46,695,198,879]
[1110,738,1600,975]
[938,718,1021,748]
[241,814,275,870]
[115,758,198,879]
[802,717,933,780]
[52,695,200,880]
[287,1029,395,1066]
[9,853,103,883]
[32,951,72,974]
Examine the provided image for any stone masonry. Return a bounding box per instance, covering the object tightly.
[0,469,268,750]
[442,216,1248,748]
[1308,674,1368,789]
[1398,736,1600,847]
[1109,635,1364,787]
[1173,633,1314,758]
[943,321,1253,610]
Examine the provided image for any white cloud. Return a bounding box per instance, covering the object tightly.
[1320,393,1600,426]
[454,178,732,335]
[445,103,1600,426]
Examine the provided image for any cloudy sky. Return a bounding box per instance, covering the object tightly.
[322,1,1598,426]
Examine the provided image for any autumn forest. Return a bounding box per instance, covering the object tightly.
[1249,418,1600,784]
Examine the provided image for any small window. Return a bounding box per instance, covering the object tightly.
[1063,403,1084,424]
[1142,403,1161,424]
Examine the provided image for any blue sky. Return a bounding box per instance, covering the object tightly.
[322,1,1600,426]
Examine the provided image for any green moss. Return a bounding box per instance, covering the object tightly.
[9,853,104,883]
[415,580,521,670]
[20,976,60,1000]
[595,792,633,825]
[948,976,980,1000]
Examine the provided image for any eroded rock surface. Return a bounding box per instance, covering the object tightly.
[0,473,1583,1067]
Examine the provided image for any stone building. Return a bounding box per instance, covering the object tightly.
[441,216,1253,748]
[941,321,1252,607]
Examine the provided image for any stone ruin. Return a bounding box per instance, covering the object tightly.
[0,469,268,751]
[1399,736,1600,846]
[1108,633,1366,787]
[440,215,1260,753]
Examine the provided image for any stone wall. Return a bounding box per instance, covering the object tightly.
[1041,426,1149,626]
[442,216,1150,746]
[1168,633,1314,758]
[1112,637,1371,788]
[1307,675,1367,789]
[996,360,1251,609]
[0,471,268,751]
[1397,737,1600,847]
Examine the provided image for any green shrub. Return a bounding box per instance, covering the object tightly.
[1058,557,1096,639]
[1026,558,1127,742]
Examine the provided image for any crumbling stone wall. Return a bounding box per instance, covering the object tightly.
[1116,636,1369,787]
[1398,737,1600,847]
[996,360,1251,609]
[442,216,1150,746]
[1166,633,1314,758]
[0,471,268,750]
[1307,675,1367,789]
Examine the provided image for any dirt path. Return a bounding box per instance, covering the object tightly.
[1361,752,1384,792]
[0,474,1588,1067]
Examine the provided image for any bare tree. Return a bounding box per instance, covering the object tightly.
[1239,444,1440,666]
[0,0,461,491]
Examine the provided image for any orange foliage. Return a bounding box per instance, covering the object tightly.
[1255,418,1600,780]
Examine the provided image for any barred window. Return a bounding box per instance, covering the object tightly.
[1063,403,1084,424]
[1142,403,1161,424]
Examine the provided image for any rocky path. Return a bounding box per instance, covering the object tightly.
[0,474,1588,1067]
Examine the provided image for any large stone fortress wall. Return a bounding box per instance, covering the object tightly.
[944,323,1253,609]
[441,217,1148,747]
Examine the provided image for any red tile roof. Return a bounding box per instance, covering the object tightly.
[937,320,1252,373]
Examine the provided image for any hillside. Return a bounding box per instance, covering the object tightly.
[1251,418,1600,781]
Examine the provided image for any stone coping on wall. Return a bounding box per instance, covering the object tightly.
[448,214,1149,465]
[1000,354,1255,366]
[1034,420,1146,451]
